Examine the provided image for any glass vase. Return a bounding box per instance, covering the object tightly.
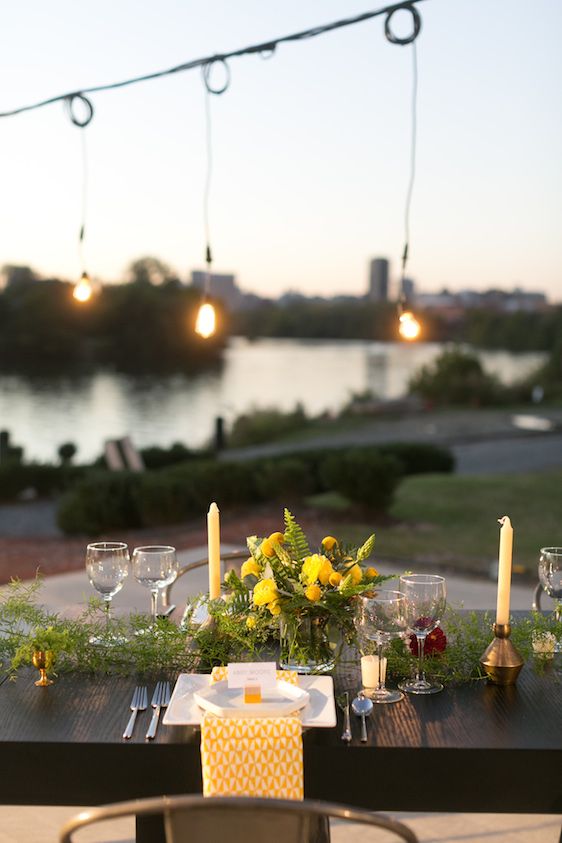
[279,613,340,674]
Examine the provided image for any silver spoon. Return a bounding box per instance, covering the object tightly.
[351,691,373,742]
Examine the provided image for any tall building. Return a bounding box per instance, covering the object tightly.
[191,270,241,310]
[368,258,389,302]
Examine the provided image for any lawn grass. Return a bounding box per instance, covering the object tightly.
[313,469,562,577]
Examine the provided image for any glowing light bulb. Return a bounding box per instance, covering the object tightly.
[73,272,92,302]
[195,301,216,338]
[398,311,421,341]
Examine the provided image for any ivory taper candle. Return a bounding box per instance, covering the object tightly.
[496,515,514,625]
[207,502,221,599]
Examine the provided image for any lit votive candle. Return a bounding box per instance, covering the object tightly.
[361,654,387,689]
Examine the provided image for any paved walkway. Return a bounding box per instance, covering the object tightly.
[0,549,559,843]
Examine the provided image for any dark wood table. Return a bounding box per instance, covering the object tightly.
[0,656,561,841]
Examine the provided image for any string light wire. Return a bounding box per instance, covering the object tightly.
[0,1,426,122]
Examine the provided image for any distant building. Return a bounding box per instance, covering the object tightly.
[368,258,389,302]
[416,287,548,313]
[400,277,416,303]
[191,270,242,310]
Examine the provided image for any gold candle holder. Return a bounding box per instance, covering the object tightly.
[479,623,524,685]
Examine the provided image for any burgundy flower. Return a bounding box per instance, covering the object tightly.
[409,626,447,656]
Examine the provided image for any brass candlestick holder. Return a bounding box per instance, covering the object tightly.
[479,623,524,685]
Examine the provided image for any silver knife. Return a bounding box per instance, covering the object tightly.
[341,691,352,743]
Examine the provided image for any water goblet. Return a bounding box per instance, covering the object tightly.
[398,573,447,695]
[132,545,178,623]
[538,547,562,653]
[85,541,130,644]
[358,590,408,703]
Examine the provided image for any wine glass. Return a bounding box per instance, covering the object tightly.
[398,573,447,695]
[85,541,130,643]
[358,590,408,703]
[132,545,178,622]
[538,547,562,653]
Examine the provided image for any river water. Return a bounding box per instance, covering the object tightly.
[0,338,545,463]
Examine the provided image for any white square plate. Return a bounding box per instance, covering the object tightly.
[193,679,310,718]
[163,673,336,728]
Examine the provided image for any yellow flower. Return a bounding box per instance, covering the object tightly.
[321,536,338,551]
[305,583,322,602]
[268,600,282,616]
[344,560,363,584]
[301,553,325,585]
[253,578,279,607]
[268,531,285,545]
[260,538,275,558]
[246,615,257,629]
[241,557,261,578]
[329,571,342,587]
[318,557,334,585]
[365,566,378,580]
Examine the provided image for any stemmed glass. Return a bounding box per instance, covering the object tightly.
[85,541,130,643]
[538,547,562,653]
[398,573,447,695]
[359,590,409,703]
[132,545,178,623]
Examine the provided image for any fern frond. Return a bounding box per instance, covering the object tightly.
[284,508,310,561]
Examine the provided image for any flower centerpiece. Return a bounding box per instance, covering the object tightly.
[224,509,392,673]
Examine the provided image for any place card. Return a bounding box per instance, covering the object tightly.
[227,662,277,704]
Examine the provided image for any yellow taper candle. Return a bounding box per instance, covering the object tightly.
[496,515,514,625]
[207,502,221,600]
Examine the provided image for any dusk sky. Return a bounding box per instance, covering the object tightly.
[1,0,561,300]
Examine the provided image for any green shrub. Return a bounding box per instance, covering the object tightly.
[0,463,84,502]
[228,405,309,447]
[320,449,403,512]
[254,457,314,502]
[57,472,143,534]
[139,442,205,469]
[378,442,455,474]
[409,347,507,406]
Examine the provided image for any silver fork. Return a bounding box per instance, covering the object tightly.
[123,686,148,740]
[336,691,352,743]
[146,681,171,740]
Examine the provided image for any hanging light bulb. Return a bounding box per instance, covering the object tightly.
[73,271,93,303]
[195,300,216,338]
[398,310,421,341]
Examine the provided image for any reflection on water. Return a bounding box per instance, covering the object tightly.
[0,338,545,463]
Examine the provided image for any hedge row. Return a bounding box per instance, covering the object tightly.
[0,463,86,502]
[56,442,454,535]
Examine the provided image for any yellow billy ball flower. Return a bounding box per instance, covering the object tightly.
[241,557,261,578]
[344,561,363,584]
[318,557,334,585]
[260,538,275,557]
[305,583,322,602]
[321,536,338,551]
[329,571,342,587]
[301,553,324,585]
[268,531,285,545]
[253,578,279,607]
[365,566,379,580]
[268,600,282,616]
[246,615,257,629]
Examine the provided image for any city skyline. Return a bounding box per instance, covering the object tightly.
[1,1,561,300]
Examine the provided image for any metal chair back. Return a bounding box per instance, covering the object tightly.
[59,794,419,843]
[161,550,248,610]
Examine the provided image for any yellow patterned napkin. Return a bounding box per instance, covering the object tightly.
[200,667,303,800]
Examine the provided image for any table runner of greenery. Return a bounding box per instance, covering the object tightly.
[0,577,558,683]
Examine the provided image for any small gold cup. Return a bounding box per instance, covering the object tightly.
[32,650,55,686]
[479,623,524,685]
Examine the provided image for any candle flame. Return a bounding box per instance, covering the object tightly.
[195,302,216,338]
